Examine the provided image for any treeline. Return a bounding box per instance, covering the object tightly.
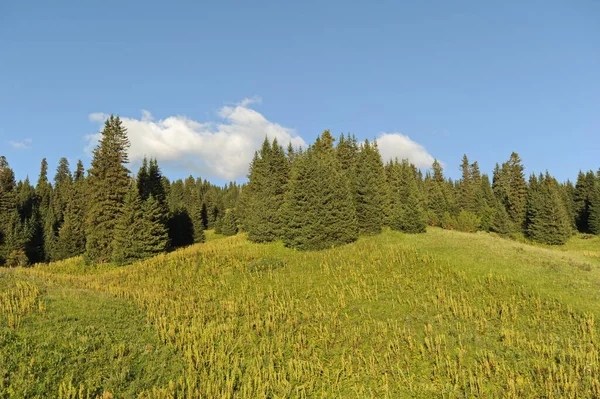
[239,131,600,249]
[1,121,599,266]
[0,116,239,266]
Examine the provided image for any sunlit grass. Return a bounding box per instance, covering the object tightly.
[3,228,600,397]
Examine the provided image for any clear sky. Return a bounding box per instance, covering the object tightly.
[1,0,598,184]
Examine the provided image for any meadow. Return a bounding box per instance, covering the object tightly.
[2,228,600,398]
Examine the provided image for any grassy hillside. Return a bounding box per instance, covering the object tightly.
[2,229,600,397]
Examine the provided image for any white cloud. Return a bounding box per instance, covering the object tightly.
[376,132,436,168]
[86,99,306,180]
[9,138,32,150]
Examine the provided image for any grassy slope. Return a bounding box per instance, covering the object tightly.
[0,272,185,398]
[1,229,600,397]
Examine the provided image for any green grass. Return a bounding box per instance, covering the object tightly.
[2,228,600,397]
[0,274,185,398]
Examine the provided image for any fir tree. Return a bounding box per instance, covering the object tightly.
[138,195,170,258]
[526,173,572,245]
[244,137,289,242]
[221,210,238,236]
[459,154,475,212]
[85,115,131,264]
[354,140,387,234]
[281,131,358,250]
[490,198,513,236]
[55,161,86,260]
[111,184,145,265]
[573,171,597,233]
[387,159,426,234]
[589,175,600,235]
[190,201,206,243]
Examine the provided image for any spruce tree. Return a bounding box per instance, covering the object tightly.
[387,159,427,233]
[526,173,572,245]
[138,195,170,258]
[490,198,513,236]
[55,161,86,260]
[85,115,131,264]
[282,131,358,250]
[589,175,600,235]
[221,210,238,236]
[459,154,475,212]
[354,140,387,234]
[35,158,54,261]
[190,201,206,243]
[244,137,289,242]
[574,171,597,233]
[505,153,527,228]
[111,184,145,265]
[0,158,18,265]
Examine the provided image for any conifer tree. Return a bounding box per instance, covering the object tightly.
[55,161,86,260]
[282,131,358,250]
[573,171,597,233]
[52,157,72,224]
[475,174,496,231]
[111,184,145,265]
[85,115,131,264]
[35,158,54,261]
[190,201,206,243]
[221,210,238,236]
[387,159,427,233]
[459,154,475,212]
[424,160,451,225]
[138,194,170,257]
[589,174,600,235]
[505,153,527,228]
[354,140,388,234]
[490,198,513,236]
[244,137,289,242]
[526,173,572,245]
[0,158,18,264]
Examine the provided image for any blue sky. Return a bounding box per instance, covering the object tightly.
[1,0,598,184]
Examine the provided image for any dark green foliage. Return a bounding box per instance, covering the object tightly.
[281,131,358,250]
[221,210,238,236]
[493,153,527,229]
[190,202,206,243]
[244,138,289,242]
[168,209,194,248]
[459,154,475,213]
[588,178,600,235]
[526,173,572,245]
[55,163,86,261]
[573,171,597,233]
[85,115,131,264]
[111,185,144,265]
[424,160,453,225]
[138,195,170,257]
[475,174,496,231]
[112,185,170,266]
[387,159,426,234]
[490,199,513,236]
[354,140,388,234]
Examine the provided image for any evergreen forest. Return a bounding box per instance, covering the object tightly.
[1,116,599,267]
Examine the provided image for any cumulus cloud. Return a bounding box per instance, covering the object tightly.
[9,138,32,150]
[86,99,306,180]
[376,133,436,168]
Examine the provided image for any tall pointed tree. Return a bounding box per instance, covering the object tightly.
[85,115,131,264]
[282,131,358,250]
[55,161,86,260]
[244,137,289,242]
[354,140,388,234]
